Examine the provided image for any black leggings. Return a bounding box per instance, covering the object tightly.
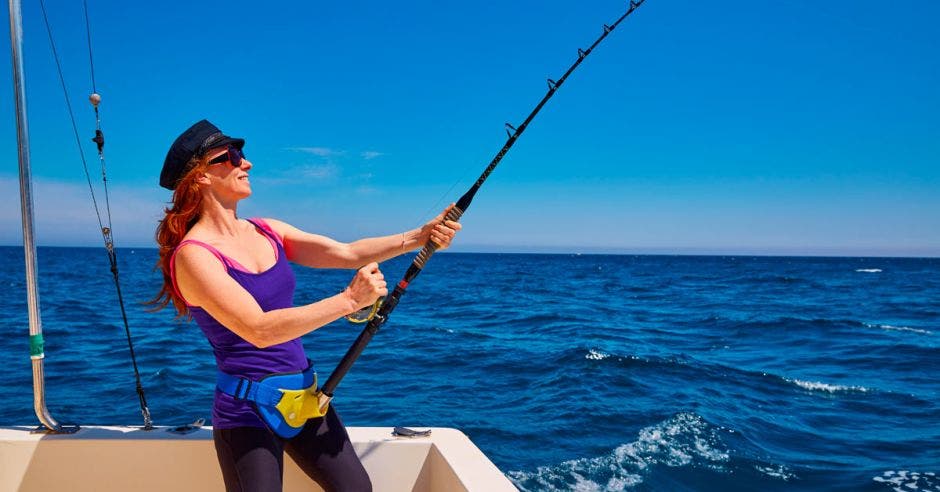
[213,407,372,492]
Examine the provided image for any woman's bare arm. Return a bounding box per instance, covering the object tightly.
[264,205,461,269]
[174,245,386,348]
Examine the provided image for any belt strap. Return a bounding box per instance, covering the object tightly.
[217,369,312,407]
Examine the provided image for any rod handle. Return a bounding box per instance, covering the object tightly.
[414,206,464,269]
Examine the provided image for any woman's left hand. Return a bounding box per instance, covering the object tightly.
[422,203,462,250]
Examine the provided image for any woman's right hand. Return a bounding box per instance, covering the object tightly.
[343,262,387,312]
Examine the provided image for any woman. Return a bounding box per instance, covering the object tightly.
[152,119,461,492]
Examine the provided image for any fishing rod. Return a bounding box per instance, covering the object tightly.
[317,0,647,407]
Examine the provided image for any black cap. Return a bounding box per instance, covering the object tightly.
[160,119,245,190]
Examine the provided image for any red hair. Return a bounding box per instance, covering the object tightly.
[150,158,210,318]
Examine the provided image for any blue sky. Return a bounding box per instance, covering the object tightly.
[0,0,937,255]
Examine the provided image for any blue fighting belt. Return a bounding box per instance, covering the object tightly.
[216,362,328,439]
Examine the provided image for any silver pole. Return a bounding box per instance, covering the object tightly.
[8,0,62,432]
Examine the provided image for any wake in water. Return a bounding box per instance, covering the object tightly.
[873,470,939,491]
[507,413,731,491]
[856,268,883,273]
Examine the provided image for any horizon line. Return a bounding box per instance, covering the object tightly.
[0,243,936,260]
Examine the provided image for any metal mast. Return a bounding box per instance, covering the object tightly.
[7,0,75,433]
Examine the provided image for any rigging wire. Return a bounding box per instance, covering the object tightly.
[82,0,112,227]
[37,0,153,430]
[81,0,96,94]
[36,0,103,233]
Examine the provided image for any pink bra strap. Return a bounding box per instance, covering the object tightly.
[247,218,283,252]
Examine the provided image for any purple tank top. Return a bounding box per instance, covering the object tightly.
[170,218,308,429]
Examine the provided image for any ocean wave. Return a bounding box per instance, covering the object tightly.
[865,323,933,335]
[507,413,729,491]
[572,348,868,398]
[754,274,809,284]
[726,316,937,339]
[569,345,690,364]
[872,470,938,491]
[729,316,861,333]
[754,464,796,481]
[856,268,882,273]
[785,378,870,393]
[585,349,610,360]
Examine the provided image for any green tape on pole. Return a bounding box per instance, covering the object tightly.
[29,334,44,357]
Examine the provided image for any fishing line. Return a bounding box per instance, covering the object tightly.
[410,6,613,230]
[325,0,648,401]
[38,0,153,430]
[411,176,465,229]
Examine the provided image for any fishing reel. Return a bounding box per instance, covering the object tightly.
[345,298,383,323]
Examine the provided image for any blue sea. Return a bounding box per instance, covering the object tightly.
[0,247,937,491]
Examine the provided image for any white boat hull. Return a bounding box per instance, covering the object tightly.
[0,426,517,491]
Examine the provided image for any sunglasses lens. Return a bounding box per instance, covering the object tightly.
[229,146,245,167]
[208,146,244,167]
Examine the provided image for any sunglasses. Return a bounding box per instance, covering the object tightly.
[207,145,245,167]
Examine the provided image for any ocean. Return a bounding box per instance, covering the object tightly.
[0,247,937,491]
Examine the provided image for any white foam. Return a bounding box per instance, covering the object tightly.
[856,268,882,273]
[873,470,938,492]
[866,323,933,335]
[787,378,870,393]
[585,349,610,360]
[755,464,795,481]
[507,413,728,491]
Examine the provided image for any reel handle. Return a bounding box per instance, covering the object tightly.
[346,297,382,323]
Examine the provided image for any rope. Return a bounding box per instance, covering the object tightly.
[38,0,153,430]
